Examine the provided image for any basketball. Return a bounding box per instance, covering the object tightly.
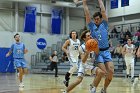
[85,39,99,53]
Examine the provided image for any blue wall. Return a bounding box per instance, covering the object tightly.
[0,48,15,73]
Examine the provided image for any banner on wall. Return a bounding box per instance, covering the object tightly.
[24,6,36,33]
[111,0,118,9]
[121,0,129,7]
[51,8,62,34]
[0,48,15,73]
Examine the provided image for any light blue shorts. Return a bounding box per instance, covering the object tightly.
[14,58,27,68]
[96,50,112,63]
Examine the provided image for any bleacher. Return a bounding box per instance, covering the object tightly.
[30,35,140,77]
[31,54,140,77]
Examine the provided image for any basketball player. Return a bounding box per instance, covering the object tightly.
[83,0,114,92]
[122,38,136,82]
[62,30,80,87]
[6,33,28,87]
[63,30,104,93]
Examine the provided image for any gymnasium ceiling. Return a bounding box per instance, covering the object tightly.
[0,0,99,8]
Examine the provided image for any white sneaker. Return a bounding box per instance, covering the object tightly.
[90,84,96,93]
[19,87,24,91]
[19,82,24,87]
[131,77,135,83]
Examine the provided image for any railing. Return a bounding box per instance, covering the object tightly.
[31,38,67,68]
[31,55,37,68]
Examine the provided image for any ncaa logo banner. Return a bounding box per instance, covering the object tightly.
[36,38,47,49]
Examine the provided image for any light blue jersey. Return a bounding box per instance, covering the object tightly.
[9,42,27,68]
[10,43,25,58]
[88,20,112,63]
[88,20,109,49]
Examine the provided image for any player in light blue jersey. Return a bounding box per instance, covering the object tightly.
[83,0,114,93]
[6,33,28,87]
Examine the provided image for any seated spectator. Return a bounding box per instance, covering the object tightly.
[124,29,132,38]
[108,37,115,57]
[133,29,140,48]
[123,35,130,44]
[114,43,123,63]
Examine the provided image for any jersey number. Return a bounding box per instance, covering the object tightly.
[74,46,78,50]
[98,34,102,40]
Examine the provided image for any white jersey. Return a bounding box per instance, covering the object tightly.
[68,39,80,58]
[78,43,97,76]
[124,44,135,58]
[79,43,95,65]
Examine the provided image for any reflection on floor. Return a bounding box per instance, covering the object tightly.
[0,73,140,93]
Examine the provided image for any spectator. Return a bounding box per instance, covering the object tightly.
[111,27,118,38]
[134,29,140,47]
[136,45,140,57]
[123,35,130,44]
[114,43,123,63]
[124,29,131,38]
[119,33,125,44]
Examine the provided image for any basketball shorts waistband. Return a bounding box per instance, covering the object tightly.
[99,47,109,51]
[14,58,24,59]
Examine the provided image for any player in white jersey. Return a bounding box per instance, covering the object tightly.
[62,30,80,87]
[122,38,136,82]
[63,30,104,93]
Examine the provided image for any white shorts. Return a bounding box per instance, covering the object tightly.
[68,57,79,73]
[68,57,79,67]
[124,57,134,68]
[78,62,97,77]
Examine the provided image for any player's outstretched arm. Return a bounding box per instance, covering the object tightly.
[98,0,108,22]
[83,0,91,24]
